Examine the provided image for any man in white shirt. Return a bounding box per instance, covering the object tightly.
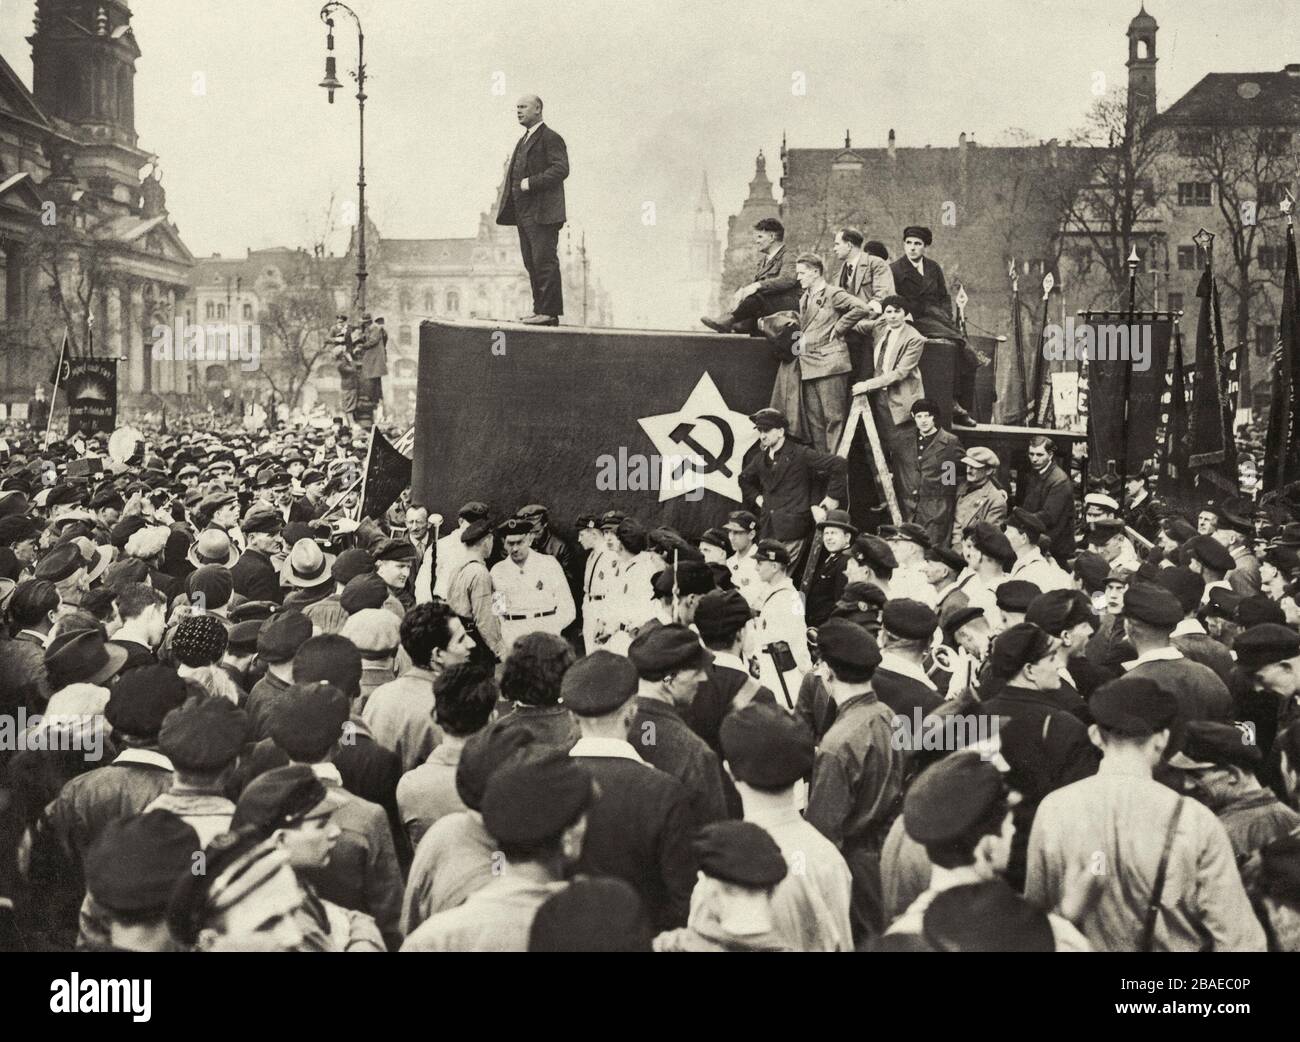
[749,540,811,706]
[1004,508,1071,592]
[723,510,764,610]
[880,523,938,608]
[489,517,575,652]
[426,501,490,602]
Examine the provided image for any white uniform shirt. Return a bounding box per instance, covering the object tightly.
[1008,549,1072,593]
[751,576,810,705]
[728,545,764,610]
[431,530,467,600]
[489,549,575,648]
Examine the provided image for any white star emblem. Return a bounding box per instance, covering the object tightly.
[638,373,758,503]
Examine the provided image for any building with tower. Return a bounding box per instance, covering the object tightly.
[0,0,194,417]
[721,150,782,300]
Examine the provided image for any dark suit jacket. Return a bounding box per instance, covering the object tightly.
[496,123,568,227]
[890,256,954,326]
[1019,462,1076,563]
[630,697,731,826]
[231,548,282,604]
[754,244,799,298]
[739,439,849,541]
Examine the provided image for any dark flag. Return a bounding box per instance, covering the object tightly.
[994,278,1029,425]
[1159,327,1193,504]
[359,427,413,521]
[48,330,70,387]
[1031,277,1055,427]
[64,358,118,435]
[1265,220,1300,493]
[1188,257,1238,498]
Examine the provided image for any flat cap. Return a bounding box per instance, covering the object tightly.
[269,682,351,761]
[84,811,201,916]
[158,696,249,771]
[1025,588,1093,634]
[880,522,931,549]
[103,557,150,589]
[1185,534,1235,574]
[257,610,312,664]
[816,617,882,676]
[995,580,1042,614]
[561,651,639,716]
[904,752,1008,845]
[456,722,537,811]
[1236,594,1286,628]
[650,560,715,598]
[1090,676,1179,737]
[940,604,985,644]
[1086,518,1125,544]
[1173,720,1263,771]
[693,820,787,887]
[1084,491,1120,513]
[722,510,758,534]
[968,522,1014,568]
[340,607,402,655]
[241,507,284,535]
[1073,551,1111,593]
[460,518,493,545]
[373,538,417,562]
[699,527,730,552]
[754,539,791,566]
[693,589,753,641]
[720,702,815,790]
[1121,582,1184,628]
[104,665,189,738]
[960,446,999,469]
[458,498,491,520]
[340,571,390,614]
[628,623,712,679]
[331,547,375,585]
[226,619,263,654]
[1202,584,1242,621]
[1006,508,1045,538]
[926,544,966,574]
[34,543,84,582]
[1234,623,1300,673]
[849,533,897,572]
[748,408,788,431]
[1153,567,1204,616]
[989,622,1055,678]
[231,764,340,833]
[923,881,1054,953]
[882,598,938,640]
[482,755,594,846]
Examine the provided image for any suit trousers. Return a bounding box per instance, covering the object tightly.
[801,373,849,453]
[877,412,918,520]
[517,222,563,317]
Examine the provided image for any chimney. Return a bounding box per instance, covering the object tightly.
[1047,137,1058,166]
[887,128,896,157]
[958,131,967,149]
[1287,63,1300,77]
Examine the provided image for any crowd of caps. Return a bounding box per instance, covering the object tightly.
[2,406,1300,952]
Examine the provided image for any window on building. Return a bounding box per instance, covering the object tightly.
[399,290,412,313]
[446,291,460,314]
[399,324,412,346]
[205,302,215,319]
[1258,182,1291,207]
[1139,179,1156,206]
[1262,131,1292,156]
[242,303,253,320]
[1178,131,1213,156]
[423,291,435,312]
[1259,245,1284,270]
[1177,246,1199,271]
[1167,292,1184,313]
[216,303,227,320]
[1177,182,1212,207]
[185,309,193,324]
[1257,324,1277,357]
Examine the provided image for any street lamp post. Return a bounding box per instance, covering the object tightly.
[319,3,367,313]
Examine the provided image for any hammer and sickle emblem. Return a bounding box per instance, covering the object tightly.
[668,415,735,480]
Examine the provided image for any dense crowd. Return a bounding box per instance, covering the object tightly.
[1,401,1299,955]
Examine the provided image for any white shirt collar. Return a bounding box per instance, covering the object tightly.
[1123,645,1184,671]
[710,650,748,673]
[113,748,173,771]
[877,650,938,691]
[20,628,51,647]
[1171,618,1206,637]
[525,121,544,139]
[310,762,344,786]
[569,736,646,764]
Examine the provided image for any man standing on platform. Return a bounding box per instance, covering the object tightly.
[358,313,387,419]
[902,399,965,548]
[1020,436,1076,566]
[497,95,568,326]
[793,253,868,452]
[701,218,800,335]
[739,409,848,571]
[852,296,926,497]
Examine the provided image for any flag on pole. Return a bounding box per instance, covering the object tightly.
[1187,250,1238,497]
[1265,219,1300,493]
[1158,326,1193,503]
[994,275,1029,425]
[358,427,414,521]
[48,330,70,387]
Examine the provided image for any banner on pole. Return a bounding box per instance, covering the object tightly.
[65,358,117,435]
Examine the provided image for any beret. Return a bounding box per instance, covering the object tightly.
[529,877,652,953]
[84,811,201,916]
[1090,676,1179,737]
[104,665,189,737]
[242,507,284,535]
[1086,518,1125,544]
[269,682,351,761]
[837,581,887,612]
[455,500,491,522]
[613,517,647,553]
[228,600,280,624]
[989,622,1055,678]
[158,696,249,771]
[1233,623,1300,673]
[340,571,390,614]
[698,527,730,551]
[373,538,417,562]
[103,557,150,589]
[926,544,966,574]
[904,752,1007,845]
[1072,551,1111,592]
[754,539,791,566]
[0,516,39,545]
[340,607,402,655]
[882,598,938,640]
[1153,567,1204,616]
[34,543,83,582]
[901,225,933,246]
[922,881,1054,953]
[628,623,712,679]
[456,722,537,811]
[496,517,533,537]
[748,407,788,431]
[693,820,788,887]
[1185,534,1235,574]
[1006,508,1045,538]
[1120,582,1183,628]
[722,511,758,533]
[560,651,639,716]
[1174,720,1263,771]
[1236,594,1286,628]
[1025,588,1093,635]
[331,547,375,585]
[849,533,897,572]
[969,522,1014,568]
[720,702,815,790]
[461,518,493,545]
[995,580,1041,614]
[482,754,594,846]
[226,619,263,654]
[693,589,753,640]
[940,604,985,643]
[816,617,882,675]
[650,560,716,599]
[880,522,931,549]
[231,764,338,833]
[171,613,230,667]
[184,565,234,611]
[257,610,313,663]
[909,398,939,417]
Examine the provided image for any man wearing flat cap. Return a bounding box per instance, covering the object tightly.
[1005,507,1071,592]
[688,589,777,757]
[721,703,853,951]
[1026,676,1266,951]
[231,505,285,605]
[872,598,943,720]
[952,446,1007,552]
[490,516,575,652]
[804,617,904,944]
[564,651,697,931]
[1213,504,1262,597]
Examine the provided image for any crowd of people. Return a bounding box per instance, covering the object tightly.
[0,384,1298,955]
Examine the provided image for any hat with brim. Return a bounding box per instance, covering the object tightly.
[76,539,114,585]
[188,530,240,569]
[281,538,336,589]
[815,509,858,537]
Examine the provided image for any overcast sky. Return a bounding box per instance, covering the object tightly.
[2,0,1294,325]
